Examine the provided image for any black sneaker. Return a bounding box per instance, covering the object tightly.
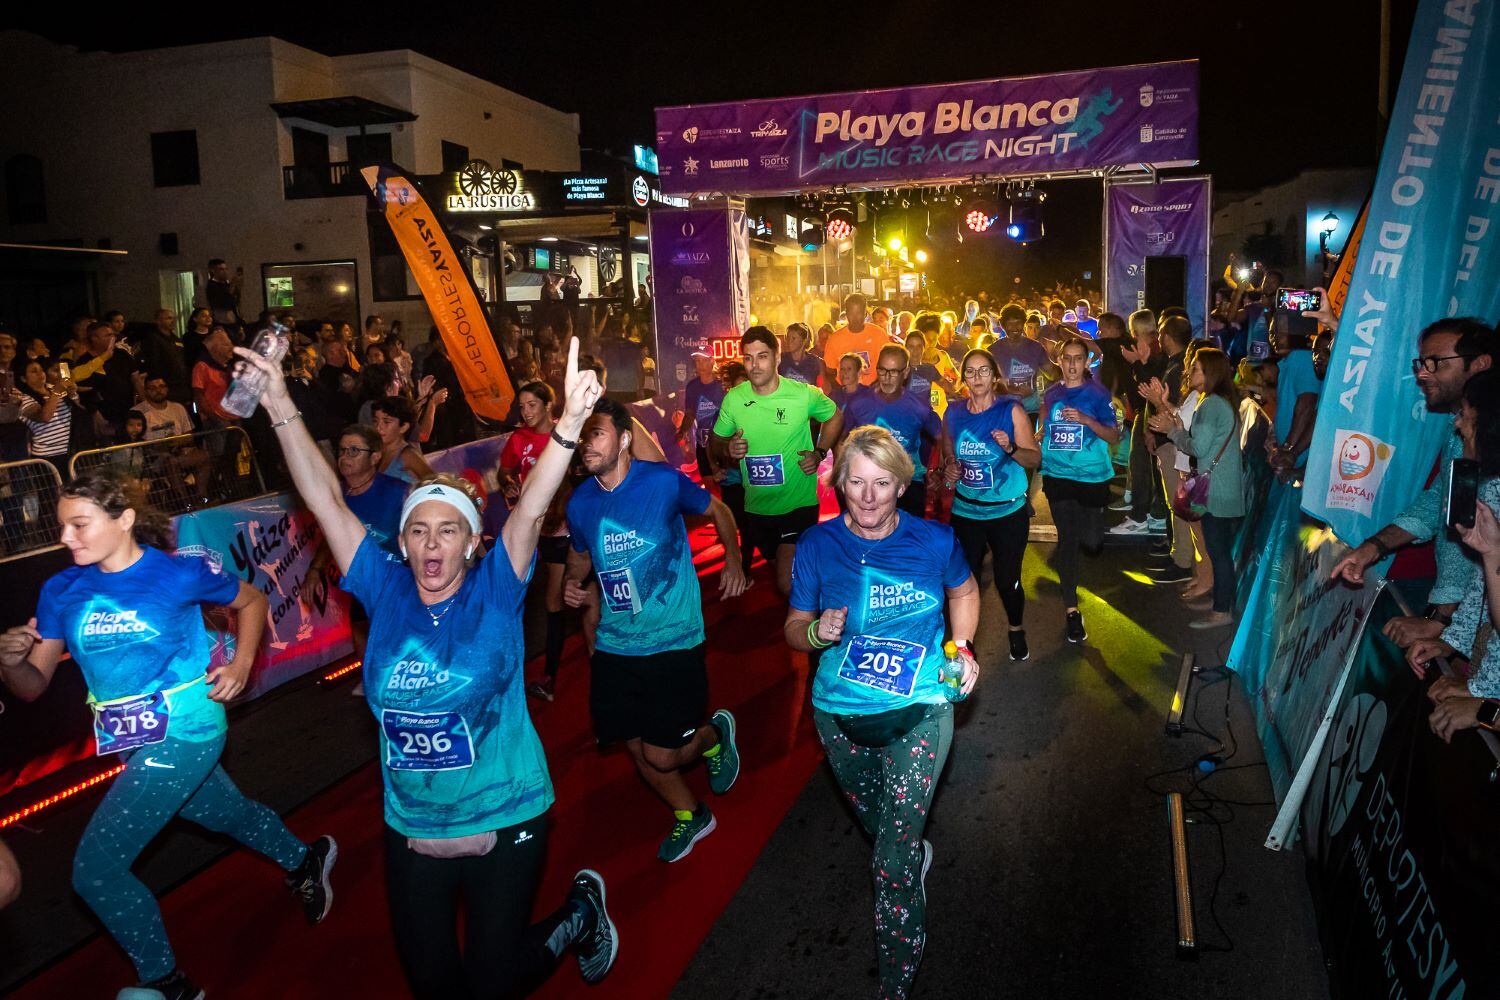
[118,969,205,1000]
[1149,540,1171,556]
[1149,564,1194,584]
[1065,610,1087,644]
[1008,629,1029,661]
[569,869,619,985]
[285,835,337,925]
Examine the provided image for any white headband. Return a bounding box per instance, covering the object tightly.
[399,483,482,537]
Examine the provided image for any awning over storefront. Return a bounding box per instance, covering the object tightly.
[270,96,417,128]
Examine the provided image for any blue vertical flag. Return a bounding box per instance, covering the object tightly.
[1301,0,1500,541]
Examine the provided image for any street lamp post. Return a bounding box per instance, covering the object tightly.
[1318,211,1341,285]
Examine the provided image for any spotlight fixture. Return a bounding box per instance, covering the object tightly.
[826,206,855,242]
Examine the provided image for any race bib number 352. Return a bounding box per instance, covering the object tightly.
[382,710,475,771]
[837,635,925,698]
[746,453,786,487]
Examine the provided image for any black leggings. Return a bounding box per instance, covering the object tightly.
[952,506,1029,626]
[1050,497,1104,608]
[384,815,577,999]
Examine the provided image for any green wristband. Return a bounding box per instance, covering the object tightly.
[807,619,831,649]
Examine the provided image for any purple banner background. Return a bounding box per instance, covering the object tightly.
[650,206,748,396]
[655,61,1197,195]
[1105,177,1211,334]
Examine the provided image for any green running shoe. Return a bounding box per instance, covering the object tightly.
[658,804,716,863]
[704,708,741,795]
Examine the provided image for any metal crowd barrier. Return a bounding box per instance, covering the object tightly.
[68,427,266,519]
[0,458,65,562]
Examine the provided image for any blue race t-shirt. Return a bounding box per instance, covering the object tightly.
[990,337,1053,413]
[1274,349,1320,467]
[845,391,943,483]
[828,382,875,414]
[342,534,552,838]
[344,473,407,550]
[683,377,725,450]
[944,399,1030,519]
[905,362,943,410]
[566,460,712,656]
[36,546,241,742]
[1040,380,1117,483]
[779,352,824,385]
[790,512,972,715]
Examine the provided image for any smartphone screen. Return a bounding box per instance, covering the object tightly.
[57,361,71,382]
[1276,288,1323,313]
[1447,458,1480,531]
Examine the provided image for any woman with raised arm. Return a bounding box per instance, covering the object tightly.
[0,470,336,1000]
[231,337,618,998]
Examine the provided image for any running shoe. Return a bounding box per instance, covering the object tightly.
[1107,491,1133,511]
[1008,630,1030,662]
[285,835,337,925]
[1150,564,1194,584]
[1145,515,1169,533]
[117,970,205,1000]
[1065,610,1087,644]
[527,679,555,702]
[705,709,740,795]
[1189,611,1234,630]
[1149,540,1171,557]
[658,804,717,863]
[569,869,619,985]
[1106,518,1152,535]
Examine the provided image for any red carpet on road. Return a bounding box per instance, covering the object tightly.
[14,521,827,1000]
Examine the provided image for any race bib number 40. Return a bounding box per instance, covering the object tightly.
[93,692,170,755]
[746,453,785,487]
[1048,421,1084,452]
[960,461,994,490]
[598,566,642,614]
[382,710,475,771]
[837,635,925,698]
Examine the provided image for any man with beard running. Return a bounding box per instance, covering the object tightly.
[564,398,748,861]
[712,327,842,597]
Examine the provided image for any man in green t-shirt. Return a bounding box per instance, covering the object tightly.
[713,326,841,596]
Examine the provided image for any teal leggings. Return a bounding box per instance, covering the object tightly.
[813,702,954,1000]
[72,731,308,982]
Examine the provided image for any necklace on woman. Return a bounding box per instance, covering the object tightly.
[845,514,897,564]
[424,593,459,628]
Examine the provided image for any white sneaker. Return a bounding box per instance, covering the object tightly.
[1107,518,1152,535]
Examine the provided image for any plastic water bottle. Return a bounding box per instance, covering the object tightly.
[221,323,290,418]
[938,640,969,702]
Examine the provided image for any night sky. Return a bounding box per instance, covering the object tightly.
[10,0,1416,288]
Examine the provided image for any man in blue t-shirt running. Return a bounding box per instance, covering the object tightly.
[565,398,749,863]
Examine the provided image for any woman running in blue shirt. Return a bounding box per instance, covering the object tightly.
[231,338,618,999]
[0,471,336,1000]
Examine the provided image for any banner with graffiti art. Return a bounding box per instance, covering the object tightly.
[1104,176,1211,334]
[1301,588,1497,1000]
[361,164,516,422]
[176,496,352,699]
[1301,0,1500,541]
[655,61,1198,195]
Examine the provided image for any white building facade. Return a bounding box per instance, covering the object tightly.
[0,30,580,337]
[1210,167,1371,288]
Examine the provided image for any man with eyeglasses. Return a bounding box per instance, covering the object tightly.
[1332,317,1498,640]
[843,345,945,516]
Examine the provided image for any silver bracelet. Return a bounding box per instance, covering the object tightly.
[271,410,303,429]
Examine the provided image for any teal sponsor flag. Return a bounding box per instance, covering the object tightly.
[1301,0,1500,540]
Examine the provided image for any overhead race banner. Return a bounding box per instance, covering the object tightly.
[1300,1,1500,540]
[1104,176,1211,334]
[655,60,1198,195]
[1301,588,1496,1000]
[176,496,352,700]
[650,205,749,397]
[361,164,517,421]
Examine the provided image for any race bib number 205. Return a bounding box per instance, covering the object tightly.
[837,635,925,698]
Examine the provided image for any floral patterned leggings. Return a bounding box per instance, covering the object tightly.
[813,701,954,1000]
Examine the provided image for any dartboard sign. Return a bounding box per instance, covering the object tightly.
[449,160,534,212]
